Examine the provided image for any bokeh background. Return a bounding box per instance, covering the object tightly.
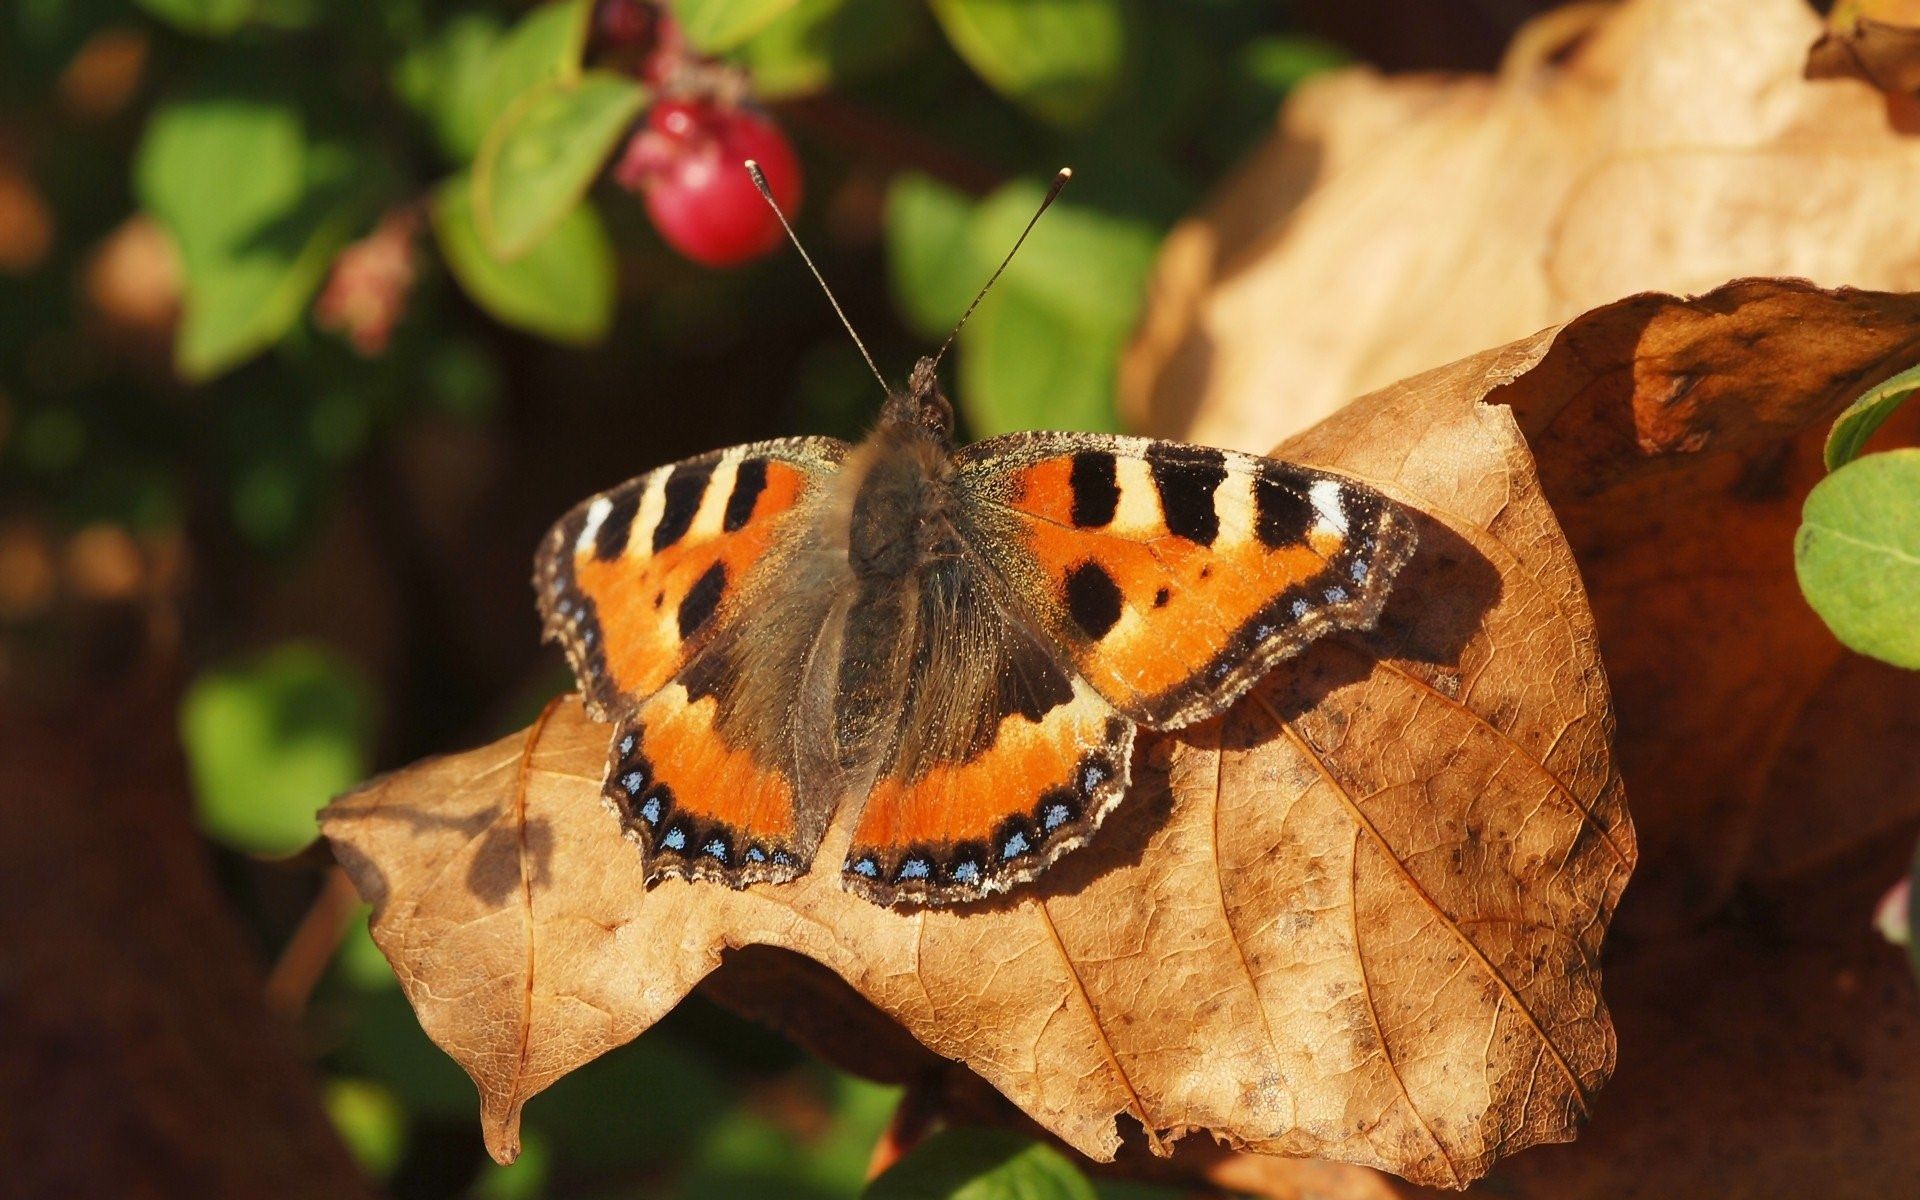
[1,2,1558,1196]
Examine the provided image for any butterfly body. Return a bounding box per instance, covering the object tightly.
[537,358,1416,907]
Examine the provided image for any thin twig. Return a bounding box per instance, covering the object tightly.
[265,866,360,1019]
[866,1080,943,1180]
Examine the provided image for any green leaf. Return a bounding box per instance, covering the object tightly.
[675,1072,897,1198]
[962,287,1123,436]
[474,72,646,260]
[928,0,1128,126]
[136,88,378,380]
[668,0,803,52]
[180,642,375,855]
[135,0,319,36]
[523,1037,733,1173]
[735,0,931,99]
[432,175,615,343]
[323,1079,406,1179]
[864,1128,1095,1200]
[472,0,593,148]
[392,12,507,164]
[968,182,1158,327]
[885,172,984,339]
[1795,448,1920,669]
[951,179,1158,435]
[1826,362,1920,470]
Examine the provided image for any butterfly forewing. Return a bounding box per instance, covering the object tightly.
[954,432,1418,730]
[535,437,848,719]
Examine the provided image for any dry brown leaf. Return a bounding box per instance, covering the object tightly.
[1487,280,1920,929]
[1807,0,1920,94]
[322,314,1633,1187]
[1120,0,1920,455]
[1129,275,1920,1198]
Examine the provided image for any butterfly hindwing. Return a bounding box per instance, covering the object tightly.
[604,621,833,888]
[955,433,1417,730]
[837,536,1135,905]
[535,437,847,719]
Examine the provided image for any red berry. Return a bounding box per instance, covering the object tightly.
[614,99,802,268]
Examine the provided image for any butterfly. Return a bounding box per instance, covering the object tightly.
[534,169,1417,908]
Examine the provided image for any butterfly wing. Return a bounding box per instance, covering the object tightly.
[536,436,850,887]
[535,437,847,718]
[952,433,1417,730]
[838,542,1134,906]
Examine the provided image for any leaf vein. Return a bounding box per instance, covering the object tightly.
[1034,898,1163,1154]
[1253,692,1593,1118]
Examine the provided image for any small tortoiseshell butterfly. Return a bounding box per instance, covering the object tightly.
[535,169,1417,908]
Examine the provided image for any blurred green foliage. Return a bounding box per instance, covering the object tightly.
[181,641,376,854]
[867,1128,1094,1199]
[473,71,646,258]
[4,0,1343,1194]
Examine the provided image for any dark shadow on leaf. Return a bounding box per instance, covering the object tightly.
[325,794,556,907]
[1230,510,1502,749]
[700,945,953,1086]
[467,815,553,906]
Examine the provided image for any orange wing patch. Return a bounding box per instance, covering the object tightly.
[570,458,806,701]
[963,436,1417,730]
[842,682,1133,905]
[1018,515,1335,704]
[607,680,806,887]
[537,441,834,717]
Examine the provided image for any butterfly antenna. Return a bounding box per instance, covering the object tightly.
[929,167,1071,372]
[745,159,889,395]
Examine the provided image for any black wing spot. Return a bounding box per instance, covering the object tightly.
[1152,586,1171,608]
[594,491,639,561]
[653,461,715,552]
[1068,451,1119,527]
[1064,561,1124,640]
[997,635,1075,724]
[1147,444,1227,546]
[677,561,727,639]
[1254,472,1315,549]
[723,458,768,532]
